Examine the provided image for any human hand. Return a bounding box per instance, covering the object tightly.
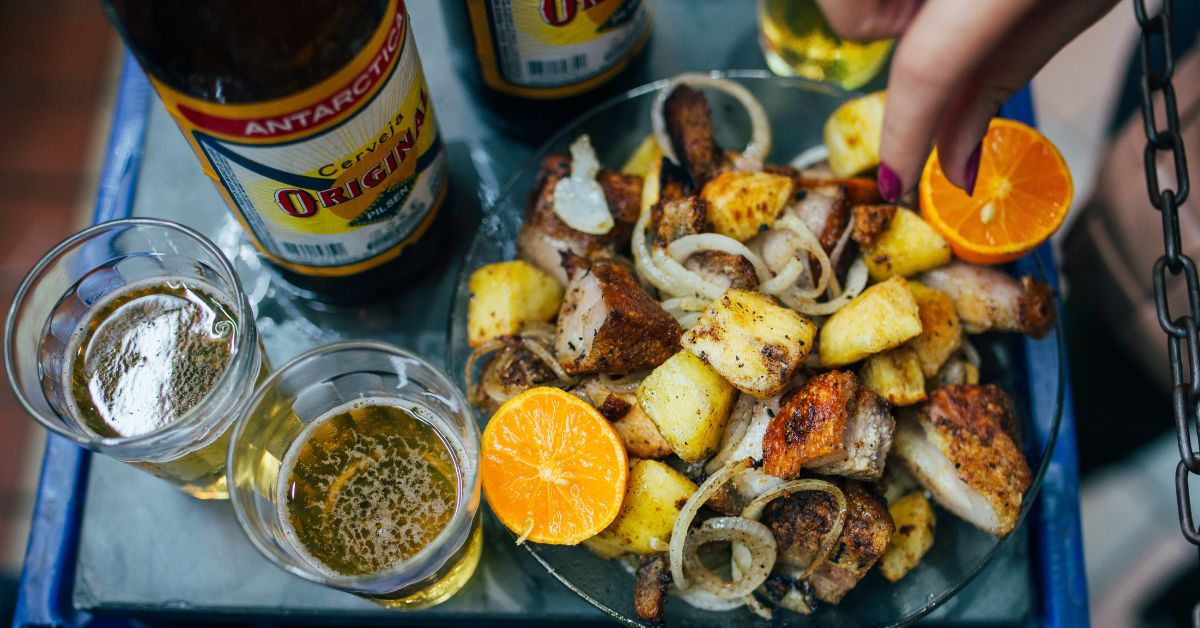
[816,0,1121,200]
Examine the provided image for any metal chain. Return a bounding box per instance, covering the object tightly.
[1134,0,1199,623]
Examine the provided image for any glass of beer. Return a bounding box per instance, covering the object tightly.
[227,341,482,609]
[4,218,266,499]
[758,0,893,89]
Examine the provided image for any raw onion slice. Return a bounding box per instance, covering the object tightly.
[781,258,869,316]
[741,479,848,580]
[652,73,771,166]
[553,135,613,235]
[682,517,777,599]
[670,458,753,588]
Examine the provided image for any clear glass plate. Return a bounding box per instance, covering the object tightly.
[448,71,1064,627]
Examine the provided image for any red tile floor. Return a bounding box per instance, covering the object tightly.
[0,0,115,572]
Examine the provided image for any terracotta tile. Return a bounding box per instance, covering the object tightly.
[0,101,100,179]
[0,3,114,87]
[0,177,80,272]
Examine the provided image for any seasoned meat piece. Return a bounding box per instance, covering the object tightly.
[474,345,557,414]
[654,196,706,245]
[763,163,884,205]
[597,167,643,247]
[809,480,894,602]
[634,554,672,623]
[572,376,672,458]
[658,157,694,204]
[916,261,1056,338]
[684,251,759,290]
[851,204,898,248]
[762,371,895,481]
[555,259,682,374]
[517,156,641,284]
[761,478,894,603]
[663,85,727,187]
[893,384,1032,536]
[791,185,851,252]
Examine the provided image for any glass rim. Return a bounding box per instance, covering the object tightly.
[3,216,258,451]
[226,339,481,592]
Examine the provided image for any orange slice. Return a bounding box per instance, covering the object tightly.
[481,387,628,545]
[920,119,1073,265]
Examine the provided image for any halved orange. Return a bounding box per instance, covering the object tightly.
[481,387,628,545]
[920,119,1073,265]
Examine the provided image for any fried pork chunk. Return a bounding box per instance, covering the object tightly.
[763,163,884,206]
[474,345,556,414]
[555,259,682,374]
[572,376,672,459]
[761,479,894,603]
[762,371,895,481]
[893,384,1032,537]
[517,155,643,284]
[634,554,672,623]
[663,85,728,187]
[917,261,1056,338]
[654,196,760,290]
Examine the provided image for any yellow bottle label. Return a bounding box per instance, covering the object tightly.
[467,0,653,99]
[149,0,445,277]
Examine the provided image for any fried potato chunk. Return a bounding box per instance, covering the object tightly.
[683,288,816,397]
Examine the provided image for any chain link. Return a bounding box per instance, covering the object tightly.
[1134,0,1199,623]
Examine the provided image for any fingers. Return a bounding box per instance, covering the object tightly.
[815,0,924,41]
[876,0,1038,198]
[932,0,1122,191]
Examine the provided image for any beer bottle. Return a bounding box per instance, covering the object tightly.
[103,0,447,303]
[451,0,654,136]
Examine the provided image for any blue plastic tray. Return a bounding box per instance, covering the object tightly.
[13,49,1088,628]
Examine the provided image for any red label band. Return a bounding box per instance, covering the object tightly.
[176,1,407,140]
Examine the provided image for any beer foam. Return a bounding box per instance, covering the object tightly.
[62,277,238,438]
[276,396,461,578]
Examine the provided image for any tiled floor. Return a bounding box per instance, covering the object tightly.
[0,0,116,572]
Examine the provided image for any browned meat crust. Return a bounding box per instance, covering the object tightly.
[761,479,893,604]
[808,480,894,603]
[473,345,556,413]
[655,196,707,246]
[555,259,682,374]
[598,167,643,248]
[762,372,857,479]
[921,384,1031,534]
[1018,276,1056,339]
[851,204,898,248]
[685,251,760,290]
[816,186,852,253]
[763,164,883,205]
[634,554,672,623]
[597,393,633,420]
[663,85,726,187]
[517,156,642,284]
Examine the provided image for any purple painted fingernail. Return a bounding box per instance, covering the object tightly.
[964,142,982,197]
[878,163,901,202]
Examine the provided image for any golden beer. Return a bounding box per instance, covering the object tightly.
[758,0,892,89]
[277,397,482,608]
[63,277,256,498]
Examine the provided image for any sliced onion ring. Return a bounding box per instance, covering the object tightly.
[683,517,776,599]
[790,144,830,170]
[781,257,869,316]
[672,584,746,611]
[669,458,753,588]
[652,73,771,167]
[741,479,848,580]
[667,233,772,283]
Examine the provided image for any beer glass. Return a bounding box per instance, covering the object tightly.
[4,217,265,499]
[227,341,482,609]
[758,0,893,89]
